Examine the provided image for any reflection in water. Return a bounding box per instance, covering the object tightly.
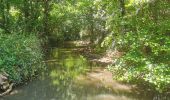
[2,47,170,100]
[3,47,88,100]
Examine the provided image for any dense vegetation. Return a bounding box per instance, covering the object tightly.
[107,0,170,92]
[0,33,44,83]
[0,0,169,93]
[0,1,46,84]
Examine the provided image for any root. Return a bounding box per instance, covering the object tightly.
[0,83,14,96]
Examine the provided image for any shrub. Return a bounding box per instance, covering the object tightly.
[108,0,170,92]
[0,33,44,84]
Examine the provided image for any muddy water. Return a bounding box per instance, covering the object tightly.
[1,46,170,100]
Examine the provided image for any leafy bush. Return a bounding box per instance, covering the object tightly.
[0,33,44,84]
[108,0,170,92]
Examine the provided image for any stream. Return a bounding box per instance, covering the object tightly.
[1,42,170,100]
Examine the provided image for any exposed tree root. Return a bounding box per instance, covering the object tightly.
[0,83,14,97]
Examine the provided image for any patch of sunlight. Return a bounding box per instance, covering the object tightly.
[50,70,58,78]
[9,7,20,17]
[73,40,90,46]
[79,29,90,38]
[52,80,60,85]
[51,49,59,58]
[64,56,74,68]
[80,55,86,61]
[63,55,87,71]
[94,0,102,5]
[66,5,79,14]
[50,4,65,17]
[89,94,135,100]
[126,0,151,7]
[101,34,113,48]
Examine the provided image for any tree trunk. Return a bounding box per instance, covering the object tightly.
[119,0,125,17]
[43,0,50,36]
[119,0,126,35]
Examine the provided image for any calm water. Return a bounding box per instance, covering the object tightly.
[1,46,170,100]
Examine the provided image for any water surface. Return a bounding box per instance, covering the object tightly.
[2,46,170,100]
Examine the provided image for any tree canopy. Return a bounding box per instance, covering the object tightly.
[0,0,170,93]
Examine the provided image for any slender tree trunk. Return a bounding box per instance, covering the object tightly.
[43,0,50,36]
[119,0,125,17]
[119,0,126,35]
[89,6,94,44]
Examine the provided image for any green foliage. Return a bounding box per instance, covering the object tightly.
[108,0,170,92]
[0,0,170,93]
[50,2,82,41]
[101,33,113,48]
[0,33,44,83]
[49,0,108,43]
